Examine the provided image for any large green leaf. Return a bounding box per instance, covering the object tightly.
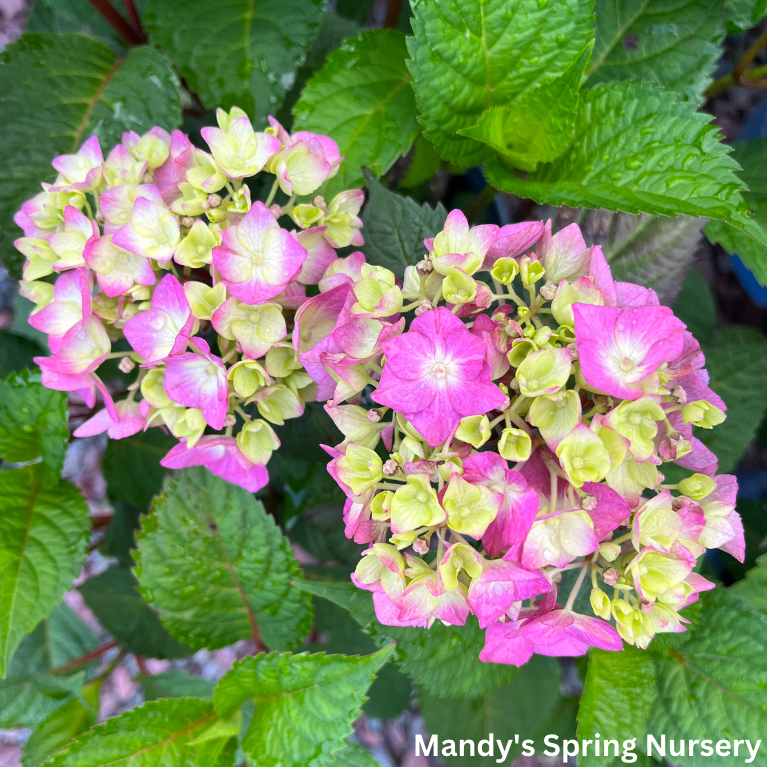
[140,670,215,702]
[213,647,393,767]
[78,566,193,660]
[587,0,724,101]
[293,29,419,197]
[0,466,89,677]
[102,428,176,508]
[699,326,767,472]
[22,680,99,767]
[0,369,68,486]
[724,0,767,32]
[135,467,312,651]
[0,33,181,279]
[578,647,656,767]
[705,138,767,285]
[0,603,97,729]
[331,742,382,767]
[361,168,447,276]
[545,207,704,305]
[648,589,767,766]
[487,83,765,256]
[417,656,562,766]
[407,0,595,167]
[459,43,592,172]
[146,0,324,122]
[46,697,238,767]
[731,553,767,615]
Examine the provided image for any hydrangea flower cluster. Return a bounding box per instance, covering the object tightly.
[15,108,364,492]
[301,211,744,665]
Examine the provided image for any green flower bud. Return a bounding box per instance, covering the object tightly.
[290,203,325,229]
[507,339,538,368]
[174,221,219,269]
[678,473,716,500]
[490,257,519,285]
[455,414,491,448]
[682,400,726,429]
[443,267,477,305]
[590,588,611,620]
[439,542,483,591]
[228,360,269,398]
[604,397,665,462]
[184,281,227,320]
[237,419,280,465]
[498,427,532,461]
[141,368,172,408]
[557,426,612,487]
[519,256,545,285]
[336,444,383,495]
[255,385,303,425]
[391,474,446,533]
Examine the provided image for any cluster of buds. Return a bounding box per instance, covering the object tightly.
[15,107,365,491]
[300,211,744,665]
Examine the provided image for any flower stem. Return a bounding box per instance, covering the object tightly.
[565,563,589,611]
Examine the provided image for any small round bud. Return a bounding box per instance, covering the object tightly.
[383,459,400,476]
[413,538,430,555]
[269,204,282,218]
[95,211,105,225]
[602,566,619,584]
[416,259,433,275]
[207,194,222,208]
[367,408,384,423]
[118,357,136,374]
[539,283,557,300]
[580,494,598,511]
[671,385,687,404]
[640,601,654,614]
[414,300,434,316]
[223,413,236,428]
[599,541,621,563]
[181,216,196,229]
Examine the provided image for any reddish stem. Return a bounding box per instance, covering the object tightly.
[385,0,403,28]
[134,655,151,676]
[86,0,145,46]
[120,0,143,34]
[53,640,119,674]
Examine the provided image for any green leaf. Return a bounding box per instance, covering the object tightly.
[577,647,656,767]
[400,134,441,190]
[0,603,97,729]
[141,670,215,702]
[100,501,145,568]
[0,33,182,279]
[459,43,592,172]
[293,581,517,697]
[732,553,767,615]
[407,0,595,167]
[213,647,393,767]
[135,467,312,651]
[648,588,767,766]
[704,138,767,285]
[698,326,767,472]
[146,0,324,122]
[486,83,760,243]
[724,0,767,32]
[102,428,176,508]
[0,466,89,677]
[417,656,560,766]
[78,566,193,660]
[0,369,68,486]
[293,29,419,197]
[587,0,724,102]
[331,742,381,767]
[0,331,38,377]
[22,680,99,767]
[46,697,237,767]
[673,269,717,340]
[361,169,447,276]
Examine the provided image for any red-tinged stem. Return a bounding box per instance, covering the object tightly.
[85,0,145,46]
[134,655,151,676]
[385,0,404,28]
[120,0,143,35]
[52,640,119,674]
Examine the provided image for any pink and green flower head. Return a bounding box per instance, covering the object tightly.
[34,315,110,376]
[49,206,99,271]
[83,234,156,298]
[201,107,280,179]
[426,209,499,276]
[161,435,269,492]
[212,201,307,304]
[484,221,544,268]
[212,298,286,360]
[123,274,194,363]
[28,268,92,352]
[100,183,164,230]
[573,303,685,400]
[73,400,145,440]
[163,337,229,430]
[51,136,104,191]
[103,144,147,188]
[536,221,590,284]
[371,307,506,446]
[112,195,180,263]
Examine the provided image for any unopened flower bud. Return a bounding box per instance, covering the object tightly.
[640,600,655,614]
[383,459,400,476]
[181,216,196,229]
[207,193,222,208]
[223,413,237,428]
[416,258,433,275]
[671,385,687,404]
[367,408,384,423]
[590,588,611,620]
[678,473,716,500]
[414,300,434,316]
[413,538,430,555]
[600,542,622,563]
[118,356,136,374]
[498,427,532,462]
[539,283,557,300]
[581,494,598,511]
[659,432,692,461]
[269,204,282,218]
[602,566,619,584]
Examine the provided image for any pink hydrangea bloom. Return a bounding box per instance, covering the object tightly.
[480,607,623,665]
[73,400,145,439]
[83,234,155,297]
[212,202,307,304]
[574,303,685,399]
[51,136,103,191]
[161,436,269,492]
[163,337,229,430]
[372,307,506,446]
[123,274,194,363]
[28,268,92,352]
[484,221,544,268]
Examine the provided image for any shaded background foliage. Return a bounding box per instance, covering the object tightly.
[1,0,767,765]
